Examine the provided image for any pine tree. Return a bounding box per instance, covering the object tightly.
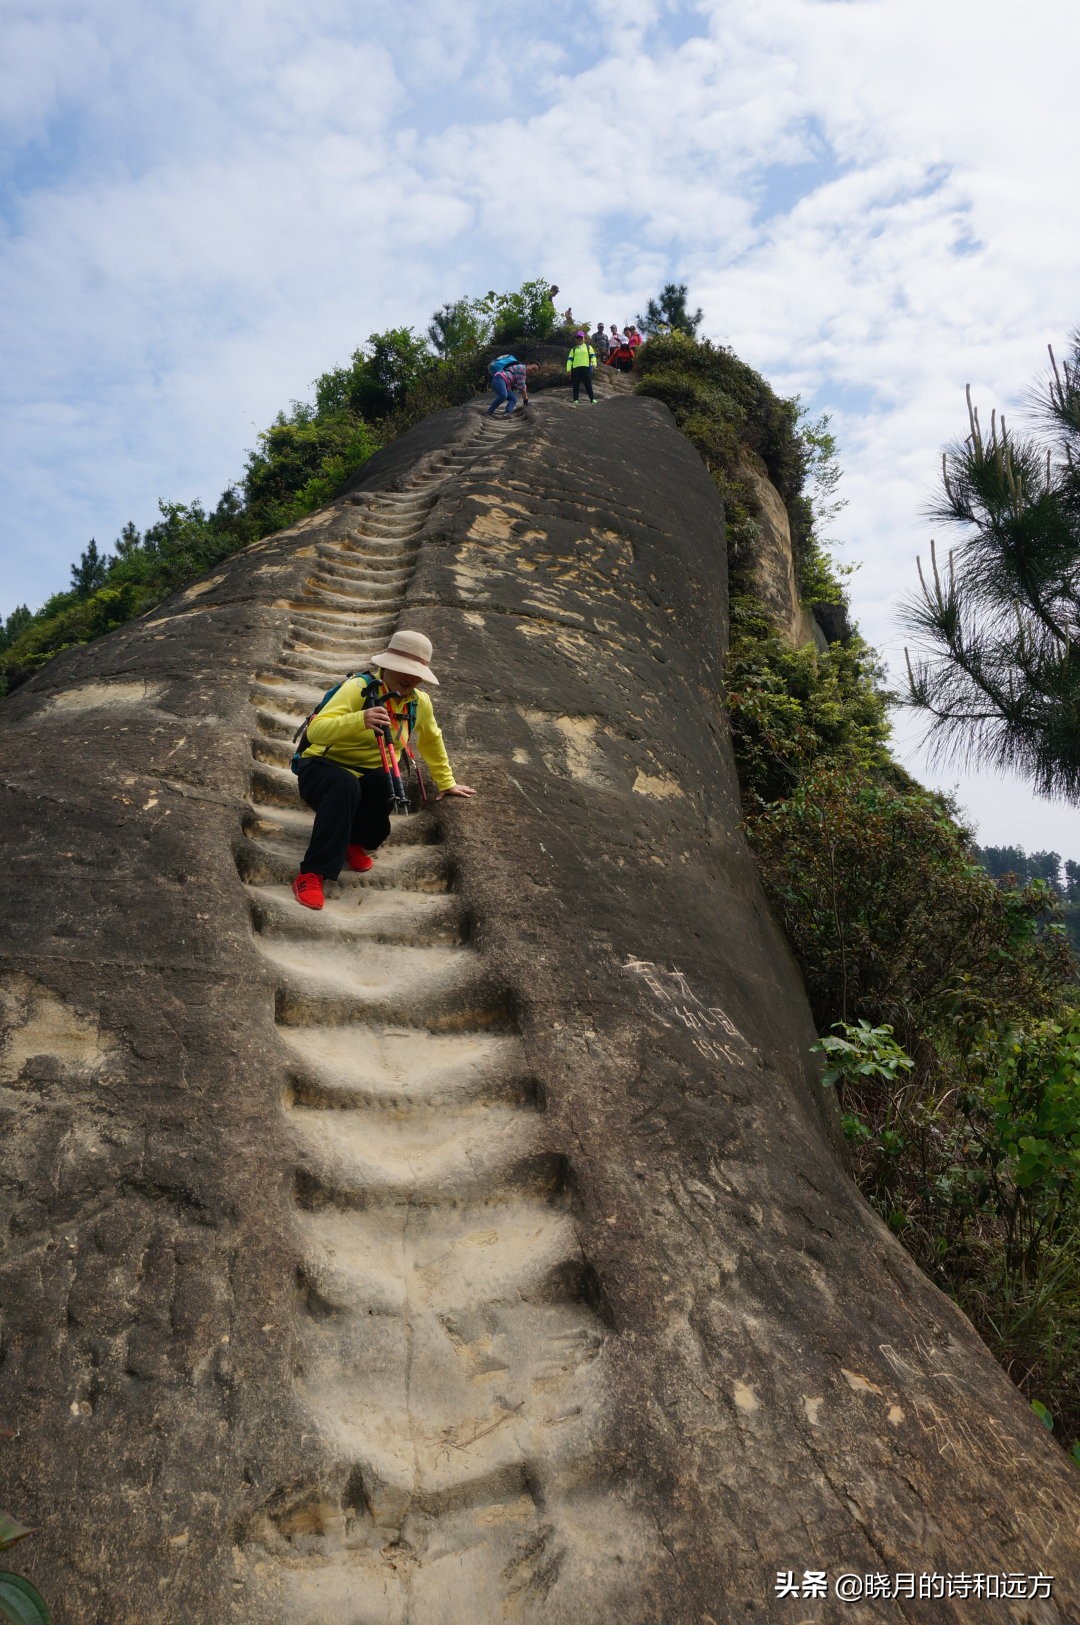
[904,333,1080,800]
[0,605,32,654]
[1064,858,1080,900]
[637,281,703,338]
[70,538,109,597]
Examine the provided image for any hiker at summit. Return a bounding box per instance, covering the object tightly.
[607,333,635,373]
[290,630,474,911]
[566,330,597,404]
[591,323,610,362]
[626,324,643,353]
[609,323,623,352]
[486,358,538,417]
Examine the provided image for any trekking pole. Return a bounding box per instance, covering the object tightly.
[374,727,398,809]
[380,700,410,814]
[406,742,428,807]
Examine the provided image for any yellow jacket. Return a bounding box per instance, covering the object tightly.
[566,343,597,370]
[302,673,456,789]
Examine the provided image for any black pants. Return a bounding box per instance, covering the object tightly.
[571,366,595,401]
[297,757,392,879]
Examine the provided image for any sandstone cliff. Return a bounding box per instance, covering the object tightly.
[2,376,1079,1623]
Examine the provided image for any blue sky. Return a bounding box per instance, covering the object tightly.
[3,0,1080,852]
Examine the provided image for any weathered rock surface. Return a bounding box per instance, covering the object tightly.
[2,380,1079,1624]
[738,456,825,649]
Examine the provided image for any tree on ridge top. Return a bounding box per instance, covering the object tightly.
[637,281,703,338]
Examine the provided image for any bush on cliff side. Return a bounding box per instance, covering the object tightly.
[749,760,1080,1440]
[725,597,892,806]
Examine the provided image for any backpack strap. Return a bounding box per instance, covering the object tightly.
[290,670,371,773]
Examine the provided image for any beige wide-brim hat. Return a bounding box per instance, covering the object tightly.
[368,629,439,685]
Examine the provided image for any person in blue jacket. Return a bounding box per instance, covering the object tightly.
[487,360,538,417]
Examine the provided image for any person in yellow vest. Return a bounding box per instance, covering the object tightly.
[565,331,598,404]
[291,630,474,910]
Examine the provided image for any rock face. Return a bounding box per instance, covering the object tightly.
[739,457,825,649]
[2,379,1079,1624]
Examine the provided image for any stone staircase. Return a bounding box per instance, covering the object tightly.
[234,412,635,1622]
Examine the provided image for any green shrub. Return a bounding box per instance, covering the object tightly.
[637,333,804,503]
[243,414,381,532]
[726,597,892,806]
[635,336,848,605]
[748,756,1080,1439]
[747,764,1070,1040]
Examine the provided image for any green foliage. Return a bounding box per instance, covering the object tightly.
[627,313,1080,1454]
[384,350,491,437]
[904,333,1080,799]
[814,1020,914,1092]
[636,281,703,338]
[312,327,432,421]
[427,297,488,359]
[748,765,1071,1038]
[0,1573,50,1625]
[976,843,1066,888]
[243,413,380,534]
[0,607,32,656]
[962,1017,1080,1264]
[956,1227,1080,1447]
[636,334,804,506]
[69,538,108,598]
[726,597,892,806]
[974,844,1080,967]
[474,278,558,343]
[634,335,843,601]
[1031,1398,1054,1429]
[749,751,1080,1438]
[0,1518,32,1552]
[0,1437,49,1625]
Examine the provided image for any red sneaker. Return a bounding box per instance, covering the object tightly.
[292,872,325,910]
[346,845,374,873]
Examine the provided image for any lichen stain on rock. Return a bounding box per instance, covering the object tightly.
[804,1396,825,1426]
[842,1368,885,1396]
[468,510,519,541]
[0,974,112,1084]
[181,575,225,601]
[632,769,684,801]
[733,1380,760,1414]
[522,600,585,624]
[513,620,592,664]
[41,680,164,713]
[454,565,490,599]
[471,495,530,517]
[519,709,605,783]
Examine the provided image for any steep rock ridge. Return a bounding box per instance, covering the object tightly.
[237,413,648,1620]
[0,380,1078,1624]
